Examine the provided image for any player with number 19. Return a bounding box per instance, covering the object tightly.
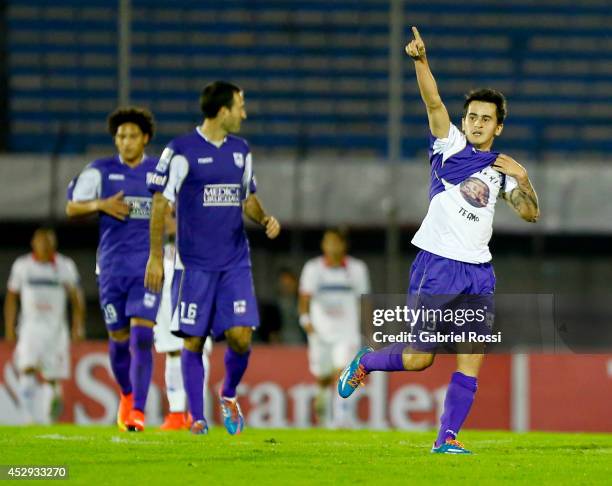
[66,107,161,432]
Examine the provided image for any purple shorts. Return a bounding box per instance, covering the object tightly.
[98,273,161,331]
[171,266,260,341]
[408,250,495,352]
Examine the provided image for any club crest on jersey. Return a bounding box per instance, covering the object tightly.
[233,153,244,168]
[234,300,247,315]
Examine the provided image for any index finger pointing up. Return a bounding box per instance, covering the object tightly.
[412,26,422,41]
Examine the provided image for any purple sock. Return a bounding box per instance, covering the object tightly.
[435,372,478,447]
[360,343,406,373]
[109,339,132,395]
[221,347,251,398]
[129,326,153,412]
[181,348,205,421]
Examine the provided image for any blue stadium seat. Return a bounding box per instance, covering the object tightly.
[7,0,612,159]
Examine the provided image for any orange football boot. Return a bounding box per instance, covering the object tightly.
[125,409,145,432]
[116,392,133,432]
[160,412,189,431]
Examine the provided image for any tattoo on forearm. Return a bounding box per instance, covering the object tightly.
[507,180,539,222]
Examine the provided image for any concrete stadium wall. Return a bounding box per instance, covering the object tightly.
[0,155,610,233]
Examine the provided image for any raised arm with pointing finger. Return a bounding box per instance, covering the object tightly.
[405,26,450,139]
[337,26,539,455]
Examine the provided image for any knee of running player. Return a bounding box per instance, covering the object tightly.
[225,326,252,354]
[317,375,333,387]
[402,351,435,371]
[455,353,484,377]
[108,327,130,342]
[183,336,205,353]
[130,317,155,328]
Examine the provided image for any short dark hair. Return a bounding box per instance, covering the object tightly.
[107,107,155,139]
[200,81,241,118]
[463,89,507,124]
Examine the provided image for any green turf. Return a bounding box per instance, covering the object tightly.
[0,426,610,485]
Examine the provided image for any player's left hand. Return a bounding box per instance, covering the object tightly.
[492,154,528,181]
[262,215,280,239]
[405,26,426,61]
[145,255,164,293]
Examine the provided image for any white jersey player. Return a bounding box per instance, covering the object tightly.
[299,229,370,428]
[4,228,85,424]
[154,211,212,430]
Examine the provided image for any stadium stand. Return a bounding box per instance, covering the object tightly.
[7,0,612,159]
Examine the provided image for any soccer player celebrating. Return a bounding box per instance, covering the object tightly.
[154,208,212,430]
[66,107,160,432]
[299,229,370,428]
[145,81,280,435]
[338,27,539,453]
[4,227,85,424]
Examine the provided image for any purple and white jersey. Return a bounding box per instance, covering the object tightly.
[148,127,256,271]
[411,124,518,263]
[67,155,158,276]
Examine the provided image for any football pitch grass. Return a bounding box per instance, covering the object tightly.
[1,426,610,485]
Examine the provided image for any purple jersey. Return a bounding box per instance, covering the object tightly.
[67,155,159,276]
[148,128,257,271]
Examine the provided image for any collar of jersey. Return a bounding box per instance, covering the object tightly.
[196,126,227,148]
[31,252,56,264]
[324,256,347,268]
[118,153,146,166]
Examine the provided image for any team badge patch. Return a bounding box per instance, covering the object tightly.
[143,292,157,308]
[234,300,247,315]
[233,153,244,168]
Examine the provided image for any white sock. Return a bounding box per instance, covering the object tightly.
[165,354,186,413]
[315,385,332,428]
[18,373,38,424]
[39,382,54,425]
[333,391,357,428]
[202,351,210,396]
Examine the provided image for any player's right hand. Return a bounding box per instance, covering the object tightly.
[405,26,426,61]
[144,255,164,293]
[99,191,130,220]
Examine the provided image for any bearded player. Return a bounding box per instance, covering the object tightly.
[145,81,280,435]
[338,27,539,454]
